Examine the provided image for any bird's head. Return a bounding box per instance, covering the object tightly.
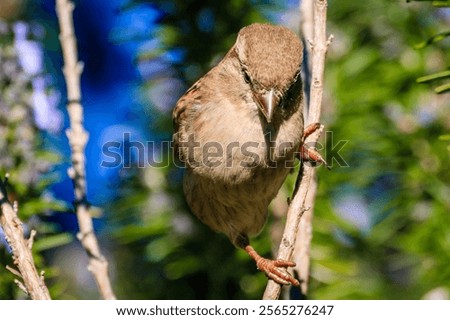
[235,23,303,123]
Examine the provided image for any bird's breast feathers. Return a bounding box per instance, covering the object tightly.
[175,95,303,184]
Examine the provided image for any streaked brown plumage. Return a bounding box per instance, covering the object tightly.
[173,23,306,286]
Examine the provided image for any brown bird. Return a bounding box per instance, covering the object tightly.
[173,23,324,286]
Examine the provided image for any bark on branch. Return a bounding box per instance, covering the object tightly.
[0,176,51,299]
[56,0,116,300]
[263,0,332,300]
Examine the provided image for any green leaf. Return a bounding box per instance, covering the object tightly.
[114,221,169,244]
[33,233,73,252]
[20,199,69,217]
[435,82,450,94]
[406,0,450,3]
[432,1,450,7]
[416,70,450,83]
[164,255,202,280]
[438,134,450,141]
[414,31,450,49]
[35,150,62,163]
[145,238,179,262]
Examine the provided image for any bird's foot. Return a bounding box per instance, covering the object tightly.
[256,257,299,286]
[245,245,299,286]
[303,122,322,139]
[300,145,330,169]
[300,122,330,169]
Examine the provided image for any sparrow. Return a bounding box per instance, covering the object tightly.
[173,23,325,286]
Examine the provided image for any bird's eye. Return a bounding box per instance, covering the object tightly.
[243,71,251,84]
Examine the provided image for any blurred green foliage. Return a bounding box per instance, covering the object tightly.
[311,0,449,299]
[1,0,448,300]
[0,20,71,299]
[409,0,450,93]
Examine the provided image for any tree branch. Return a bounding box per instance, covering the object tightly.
[56,0,116,300]
[0,176,51,299]
[263,0,331,300]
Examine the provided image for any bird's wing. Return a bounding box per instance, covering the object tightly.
[172,80,201,162]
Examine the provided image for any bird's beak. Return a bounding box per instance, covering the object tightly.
[253,89,280,123]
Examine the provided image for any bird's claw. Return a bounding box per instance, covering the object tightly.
[256,258,299,286]
[301,145,331,169]
[300,122,330,169]
[303,122,321,139]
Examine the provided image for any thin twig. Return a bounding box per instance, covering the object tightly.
[294,0,316,297]
[56,0,116,300]
[263,0,331,300]
[294,174,316,295]
[0,177,51,299]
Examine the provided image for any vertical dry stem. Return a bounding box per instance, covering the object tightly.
[56,0,116,300]
[294,175,317,295]
[263,0,331,300]
[0,177,51,299]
